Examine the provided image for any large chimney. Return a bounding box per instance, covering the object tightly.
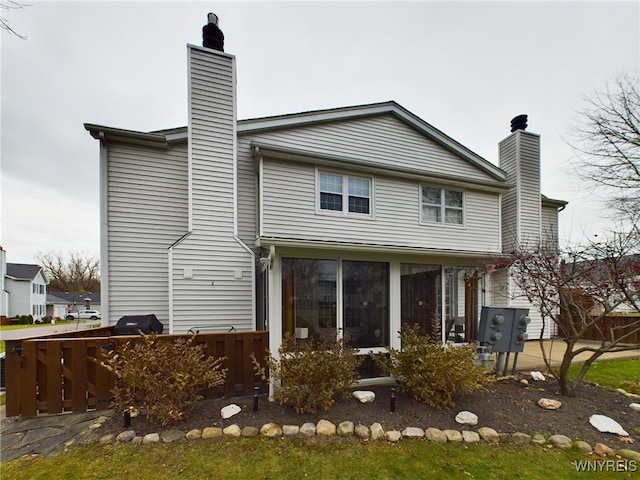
[499,114,541,251]
[167,45,255,333]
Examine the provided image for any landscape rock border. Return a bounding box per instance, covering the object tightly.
[89,415,640,462]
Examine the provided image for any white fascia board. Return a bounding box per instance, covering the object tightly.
[257,236,502,260]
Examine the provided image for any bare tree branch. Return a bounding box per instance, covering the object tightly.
[1,1,29,39]
[568,73,640,222]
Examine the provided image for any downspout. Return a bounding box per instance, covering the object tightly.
[168,231,191,334]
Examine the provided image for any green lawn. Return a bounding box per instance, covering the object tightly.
[2,437,632,480]
[568,358,640,393]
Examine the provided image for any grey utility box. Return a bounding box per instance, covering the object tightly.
[477,307,530,352]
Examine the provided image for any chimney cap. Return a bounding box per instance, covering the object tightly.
[510,114,528,132]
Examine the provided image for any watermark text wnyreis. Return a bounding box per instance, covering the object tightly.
[574,459,637,473]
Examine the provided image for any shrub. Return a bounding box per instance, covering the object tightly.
[253,332,362,414]
[102,333,227,426]
[373,322,494,409]
[18,315,33,325]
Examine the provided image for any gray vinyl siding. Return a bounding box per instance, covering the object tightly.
[106,143,189,327]
[499,131,541,250]
[237,137,258,246]
[518,133,541,245]
[167,47,254,333]
[246,115,499,183]
[261,158,502,253]
[541,204,559,245]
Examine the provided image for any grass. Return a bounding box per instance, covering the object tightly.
[568,358,640,393]
[1,437,631,480]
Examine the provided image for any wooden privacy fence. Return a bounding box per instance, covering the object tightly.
[4,329,269,418]
[557,314,640,344]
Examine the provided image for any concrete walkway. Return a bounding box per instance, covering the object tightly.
[512,339,640,373]
[1,340,638,462]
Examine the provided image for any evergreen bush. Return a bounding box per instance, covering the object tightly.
[373,321,494,409]
[253,333,361,414]
[102,333,227,426]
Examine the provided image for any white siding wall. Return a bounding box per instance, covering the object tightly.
[261,158,502,253]
[106,143,189,326]
[6,279,30,317]
[167,46,254,333]
[248,115,500,182]
[541,204,560,245]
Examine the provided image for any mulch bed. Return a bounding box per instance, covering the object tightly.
[100,376,640,448]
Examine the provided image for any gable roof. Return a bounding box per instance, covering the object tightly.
[86,101,505,182]
[6,263,45,281]
[238,101,506,181]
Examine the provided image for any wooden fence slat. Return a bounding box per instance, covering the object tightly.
[71,341,88,413]
[45,341,63,414]
[20,341,38,417]
[5,340,22,417]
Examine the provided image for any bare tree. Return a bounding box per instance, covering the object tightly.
[569,74,640,222]
[498,230,640,396]
[1,1,29,39]
[37,251,100,293]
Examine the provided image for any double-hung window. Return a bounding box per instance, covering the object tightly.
[319,172,371,215]
[421,186,464,225]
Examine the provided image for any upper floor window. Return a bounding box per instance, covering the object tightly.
[319,172,371,215]
[421,186,464,225]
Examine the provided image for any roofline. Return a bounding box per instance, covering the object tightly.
[86,102,505,181]
[84,124,187,149]
[252,141,512,194]
[541,194,569,210]
[239,101,506,181]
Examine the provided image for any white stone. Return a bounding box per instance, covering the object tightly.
[116,430,136,443]
[223,424,242,437]
[401,427,424,439]
[352,390,376,403]
[589,414,629,436]
[370,423,385,441]
[455,411,478,425]
[629,403,640,412]
[282,425,300,435]
[221,404,242,419]
[443,430,463,442]
[478,427,499,443]
[538,398,562,410]
[337,421,354,436]
[549,434,572,450]
[386,430,402,442]
[300,422,316,436]
[142,433,160,444]
[531,371,546,381]
[316,419,336,436]
[461,431,480,443]
[355,424,370,439]
[425,427,447,442]
[260,423,282,438]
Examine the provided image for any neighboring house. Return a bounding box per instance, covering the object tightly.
[46,292,102,319]
[5,263,48,321]
[85,45,566,374]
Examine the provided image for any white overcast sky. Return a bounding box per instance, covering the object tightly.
[1,1,639,264]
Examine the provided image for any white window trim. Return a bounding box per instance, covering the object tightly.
[419,185,466,227]
[316,169,374,219]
